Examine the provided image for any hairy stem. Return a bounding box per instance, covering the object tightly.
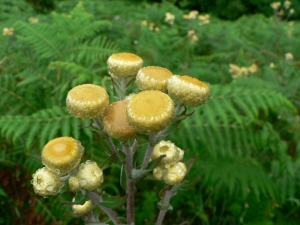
[141,133,157,169]
[155,188,175,225]
[93,117,122,162]
[123,144,135,225]
[89,192,122,225]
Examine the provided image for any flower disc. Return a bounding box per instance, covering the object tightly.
[127,90,174,133]
[136,66,173,92]
[42,137,84,175]
[107,52,143,77]
[167,75,210,106]
[66,84,109,119]
[103,100,137,140]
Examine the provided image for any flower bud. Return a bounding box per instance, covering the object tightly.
[68,175,80,192]
[136,66,173,92]
[103,100,137,140]
[163,162,187,185]
[72,200,93,216]
[77,160,104,191]
[127,90,174,133]
[42,137,84,175]
[66,84,109,119]
[153,166,165,181]
[151,140,184,168]
[107,52,143,77]
[32,167,62,197]
[167,75,210,106]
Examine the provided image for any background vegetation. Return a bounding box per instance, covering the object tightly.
[0,0,300,224]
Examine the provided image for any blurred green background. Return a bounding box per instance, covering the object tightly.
[1,0,300,224]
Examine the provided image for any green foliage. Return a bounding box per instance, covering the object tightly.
[1,1,300,224]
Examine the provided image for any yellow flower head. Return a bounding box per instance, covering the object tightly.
[107,52,143,77]
[153,166,165,181]
[66,84,109,119]
[136,66,173,92]
[77,160,104,191]
[32,167,62,197]
[72,200,93,216]
[103,100,137,140]
[167,75,210,106]
[2,27,14,36]
[42,137,84,175]
[163,162,187,185]
[127,90,174,133]
[151,140,184,168]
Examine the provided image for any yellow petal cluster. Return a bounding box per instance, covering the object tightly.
[72,200,93,216]
[107,52,143,77]
[32,167,62,197]
[103,100,137,140]
[42,137,84,175]
[127,90,174,133]
[136,66,173,92]
[167,75,210,107]
[66,84,109,119]
[76,160,104,191]
[151,140,184,168]
[68,176,80,192]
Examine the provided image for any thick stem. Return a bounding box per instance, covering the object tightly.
[155,189,174,225]
[124,144,135,225]
[141,134,157,169]
[89,192,122,225]
[93,117,122,161]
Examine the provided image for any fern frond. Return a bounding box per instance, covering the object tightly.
[0,106,92,148]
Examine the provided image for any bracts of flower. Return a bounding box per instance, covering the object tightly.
[31,52,210,225]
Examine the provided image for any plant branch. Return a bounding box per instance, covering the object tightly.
[155,187,176,225]
[89,192,122,225]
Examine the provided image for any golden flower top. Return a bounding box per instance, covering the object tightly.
[285,52,294,60]
[183,10,199,20]
[3,27,14,36]
[270,2,281,10]
[165,12,175,25]
[163,162,187,185]
[103,100,137,140]
[136,66,173,92]
[198,14,210,25]
[29,17,39,24]
[42,137,84,175]
[107,52,143,77]
[66,84,109,119]
[127,90,174,133]
[151,140,184,168]
[32,167,62,197]
[76,160,104,191]
[167,75,210,107]
[72,200,93,216]
[284,0,292,9]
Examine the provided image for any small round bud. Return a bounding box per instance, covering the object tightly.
[42,137,84,175]
[66,84,109,119]
[72,200,93,216]
[107,52,143,77]
[127,90,174,133]
[163,162,187,185]
[136,66,173,92]
[32,167,62,197]
[151,140,184,168]
[77,160,104,191]
[68,176,80,192]
[103,100,137,140]
[167,75,210,106]
[153,166,165,181]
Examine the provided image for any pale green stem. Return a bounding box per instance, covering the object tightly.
[155,188,176,225]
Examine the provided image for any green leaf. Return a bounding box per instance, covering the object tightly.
[131,168,151,180]
[99,153,116,170]
[146,155,166,170]
[98,193,126,209]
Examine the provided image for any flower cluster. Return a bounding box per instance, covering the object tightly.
[187,30,198,43]
[165,12,175,25]
[2,27,14,36]
[229,63,258,79]
[141,20,160,32]
[152,141,187,185]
